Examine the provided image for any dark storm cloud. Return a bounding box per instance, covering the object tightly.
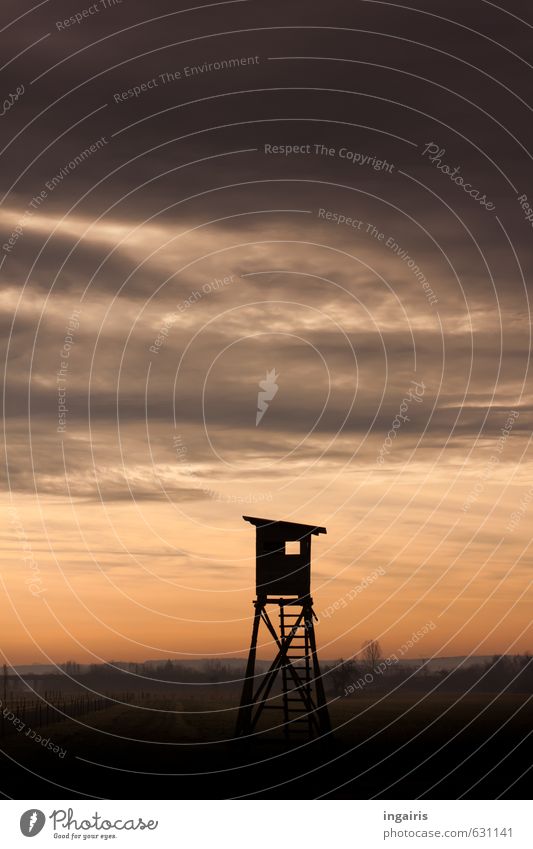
[3,319,529,427]
[3,0,531,211]
[2,0,532,503]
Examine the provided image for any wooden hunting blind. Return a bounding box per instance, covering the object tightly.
[235,516,331,741]
[247,515,326,597]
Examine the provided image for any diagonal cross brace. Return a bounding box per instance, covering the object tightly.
[249,607,319,732]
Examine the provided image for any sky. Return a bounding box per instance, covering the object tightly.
[1,0,532,666]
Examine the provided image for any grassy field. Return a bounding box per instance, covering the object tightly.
[1,691,530,799]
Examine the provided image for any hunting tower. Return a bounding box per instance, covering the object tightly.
[235,516,331,741]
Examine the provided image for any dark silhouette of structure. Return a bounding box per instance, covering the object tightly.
[235,516,331,740]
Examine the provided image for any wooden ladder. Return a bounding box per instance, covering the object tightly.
[278,603,315,740]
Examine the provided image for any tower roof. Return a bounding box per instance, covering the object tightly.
[242,515,327,535]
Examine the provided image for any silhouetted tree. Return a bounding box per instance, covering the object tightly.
[204,659,230,682]
[515,653,533,692]
[161,659,175,679]
[328,658,359,696]
[362,639,382,673]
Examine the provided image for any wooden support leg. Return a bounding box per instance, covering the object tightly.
[235,599,262,737]
[306,602,332,735]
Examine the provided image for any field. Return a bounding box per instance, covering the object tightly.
[1,691,530,799]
